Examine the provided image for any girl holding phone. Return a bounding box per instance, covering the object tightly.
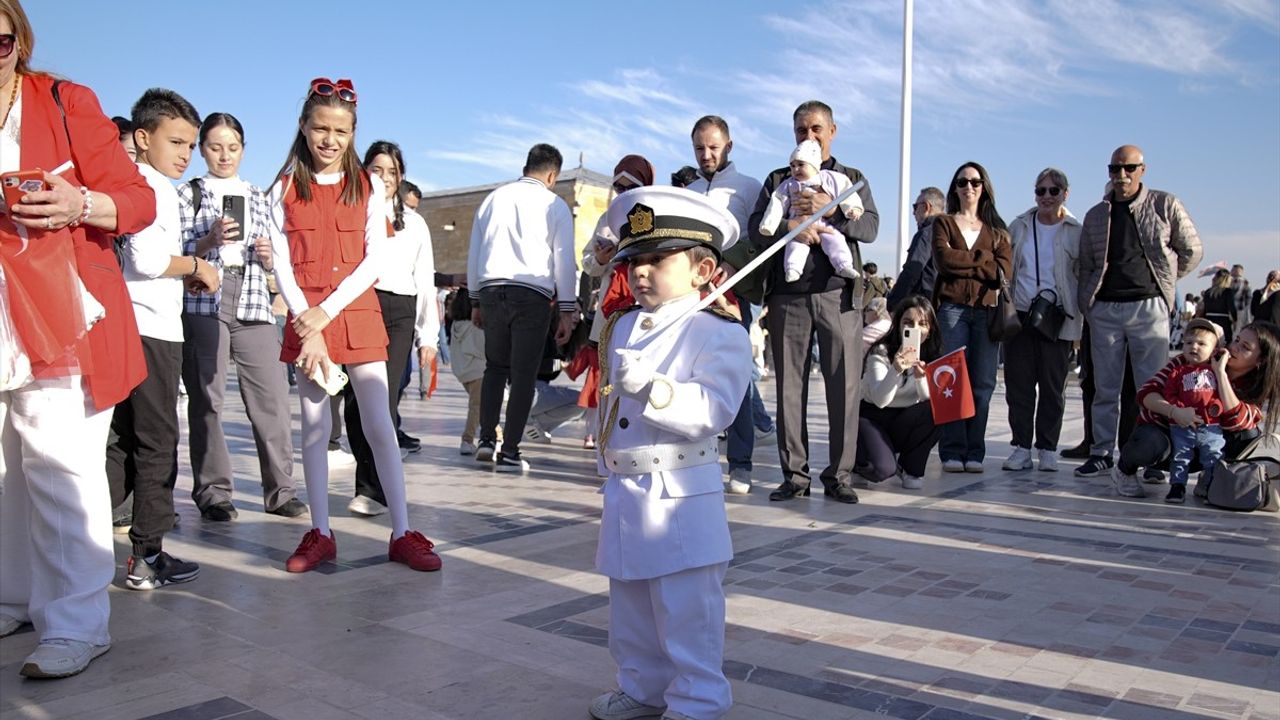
[856,295,943,490]
[179,112,304,522]
[268,78,440,573]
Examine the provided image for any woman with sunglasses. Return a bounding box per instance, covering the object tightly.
[178,112,305,521]
[931,162,1013,473]
[341,140,438,517]
[1001,168,1083,473]
[0,0,155,678]
[268,78,441,573]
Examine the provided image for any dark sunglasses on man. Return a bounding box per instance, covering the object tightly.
[309,77,357,104]
[0,34,16,59]
[1034,186,1062,197]
[1107,163,1143,174]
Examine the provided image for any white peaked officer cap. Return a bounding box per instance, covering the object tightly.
[607,186,739,263]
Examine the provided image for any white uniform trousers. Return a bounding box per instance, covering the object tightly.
[610,562,731,720]
[0,375,115,645]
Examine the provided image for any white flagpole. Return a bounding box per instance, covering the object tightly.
[896,0,915,270]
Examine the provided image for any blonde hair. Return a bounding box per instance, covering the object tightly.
[0,0,36,76]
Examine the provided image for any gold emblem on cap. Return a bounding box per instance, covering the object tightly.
[628,205,654,235]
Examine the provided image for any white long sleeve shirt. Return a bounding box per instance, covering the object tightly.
[686,161,763,240]
[467,176,577,311]
[376,209,440,350]
[861,345,931,409]
[267,171,388,321]
[122,162,184,342]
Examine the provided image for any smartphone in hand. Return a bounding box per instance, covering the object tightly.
[222,195,246,241]
[902,326,921,356]
[2,170,48,212]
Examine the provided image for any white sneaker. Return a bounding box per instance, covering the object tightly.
[1002,447,1033,471]
[1110,466,1146,498]
[726,468,751,494]
[754,425,776,443]
[328,448,355,468]
[900,474,924,490]
[942,459,965,473]
[459,440,477,456]
[964,461,984,473]
[523,426,552,444]
[0,613,28,638]
[1037,449,1059,472]
[494,452,529,473]
[348,495,388,517]
[19,639,110,679]
[589,690,665,720]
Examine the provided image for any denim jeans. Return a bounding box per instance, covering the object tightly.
[727,301,755,472]
[936,302,1000,463]
[1169,424,1224,486]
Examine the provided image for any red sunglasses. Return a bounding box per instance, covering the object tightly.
[309,77,357,105]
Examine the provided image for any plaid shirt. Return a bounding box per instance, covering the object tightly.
[177,178,275,323]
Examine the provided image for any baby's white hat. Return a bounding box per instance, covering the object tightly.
[791,140,822,171]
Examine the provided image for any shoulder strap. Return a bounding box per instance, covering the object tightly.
[50,80,73,148]
[189,178,203,215]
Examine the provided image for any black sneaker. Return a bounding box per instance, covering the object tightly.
[1165,484,1187,504]
[267,498,308,518]
[1060,442,1092,460]
[475,441,496,463]
[494,451,529,474]
[125,552,200,591]
[1142,468,1167,484]
[200,501,238,522]
[1073,455,1114,478]
[397,431,421,453]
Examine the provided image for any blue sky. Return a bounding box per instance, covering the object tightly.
[32,0,1280,290]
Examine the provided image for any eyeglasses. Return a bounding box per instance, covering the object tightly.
[1034,186,1062,197]
[309,77,357,105]
[0,34,15,59]
[912,201,928,210]
[954,178,983,188]
[1107,163,1143,174]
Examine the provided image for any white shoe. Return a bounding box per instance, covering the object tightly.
[400,447,411,460]
[494,452,529,473]
[589,690,665,720]
[900,474,924,490]
[754,425,776,443]
[1110,466,1146,498]
[348,495,388,517]
[1037,449,1059,472]
[964,461,984,473]
[1002,447,1033,471]
[327,448,355,468]
[523,426,552,444]
[727,468,751,494]
[20,639,110,679]
[0,613,28,638]
[942,459,965,473]
[458,440,477,456]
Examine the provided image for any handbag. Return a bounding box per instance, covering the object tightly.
[1197,432,1280,512]
[987,264,1021,342]
[1022,220,1069,340]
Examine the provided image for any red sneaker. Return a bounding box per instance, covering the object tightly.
[285,529,336,573]
[389,531,442,572]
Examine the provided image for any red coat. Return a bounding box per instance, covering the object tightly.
[1,74,152,410]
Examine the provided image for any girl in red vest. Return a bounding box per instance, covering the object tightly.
[267,78,440,573]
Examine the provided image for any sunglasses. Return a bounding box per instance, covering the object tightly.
[1108,163,1143,174]
[954,178,983,188]
[1034,186,1062,197]
[0,34,15,59]
[309,77,357,105]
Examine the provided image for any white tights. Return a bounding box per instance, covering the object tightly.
[298,361,408,539]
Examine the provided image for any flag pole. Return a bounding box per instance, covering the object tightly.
[896,0,915,270]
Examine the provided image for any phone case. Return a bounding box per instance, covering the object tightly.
[2,171,46,212]
[301,362,348,396]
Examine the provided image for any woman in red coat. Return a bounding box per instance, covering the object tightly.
[0,0,153,679]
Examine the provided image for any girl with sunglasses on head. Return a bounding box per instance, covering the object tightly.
[1001,168,1083,473]
[931,161,1013,474]
[178,112,305,522]
[339,140,438,517]
[267,78,441,573]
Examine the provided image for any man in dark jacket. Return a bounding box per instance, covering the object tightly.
[887,186,944,310]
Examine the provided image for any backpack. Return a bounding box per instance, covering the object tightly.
[1197,432,1280,512]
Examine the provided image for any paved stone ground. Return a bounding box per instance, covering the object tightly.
[1,369,1277,720]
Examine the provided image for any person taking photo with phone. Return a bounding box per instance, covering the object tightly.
[179,112,305,522]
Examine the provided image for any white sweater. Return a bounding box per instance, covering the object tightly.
[467,176,577,311]
[861,345,931,409]
[376,210,440,350]
[122,162,184,342]
[686,162,763,239]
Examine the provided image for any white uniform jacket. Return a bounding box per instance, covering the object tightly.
[595,293,752,581]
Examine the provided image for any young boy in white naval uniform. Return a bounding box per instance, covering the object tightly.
[589,187,752,720]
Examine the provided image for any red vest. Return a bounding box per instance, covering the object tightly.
[282,178,379,313]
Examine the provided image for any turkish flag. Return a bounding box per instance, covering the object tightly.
[925,347,975,425]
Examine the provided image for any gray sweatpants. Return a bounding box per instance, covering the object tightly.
[1087,297,1170,458]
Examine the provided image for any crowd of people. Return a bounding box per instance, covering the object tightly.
[0,2,1278,718]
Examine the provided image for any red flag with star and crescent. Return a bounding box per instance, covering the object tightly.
[925,347,975,425]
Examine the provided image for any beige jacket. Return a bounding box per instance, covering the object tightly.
[1077,185,1202,311]
[1008,208,1084,341]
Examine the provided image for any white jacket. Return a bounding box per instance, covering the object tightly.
[686,162,763,239]
[1007,208,1084,342]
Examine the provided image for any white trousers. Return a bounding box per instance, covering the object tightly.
[610,563,731,720]
[0,375,114,645]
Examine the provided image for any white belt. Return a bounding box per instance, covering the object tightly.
[602,438,721,473]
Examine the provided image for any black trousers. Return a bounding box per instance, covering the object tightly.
[856,401,940,479]
[106,336,181,557]
[1005,315,1072,450]
[478,286,554,455]
[346,290,416,503]
[1079,320,1138,450]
